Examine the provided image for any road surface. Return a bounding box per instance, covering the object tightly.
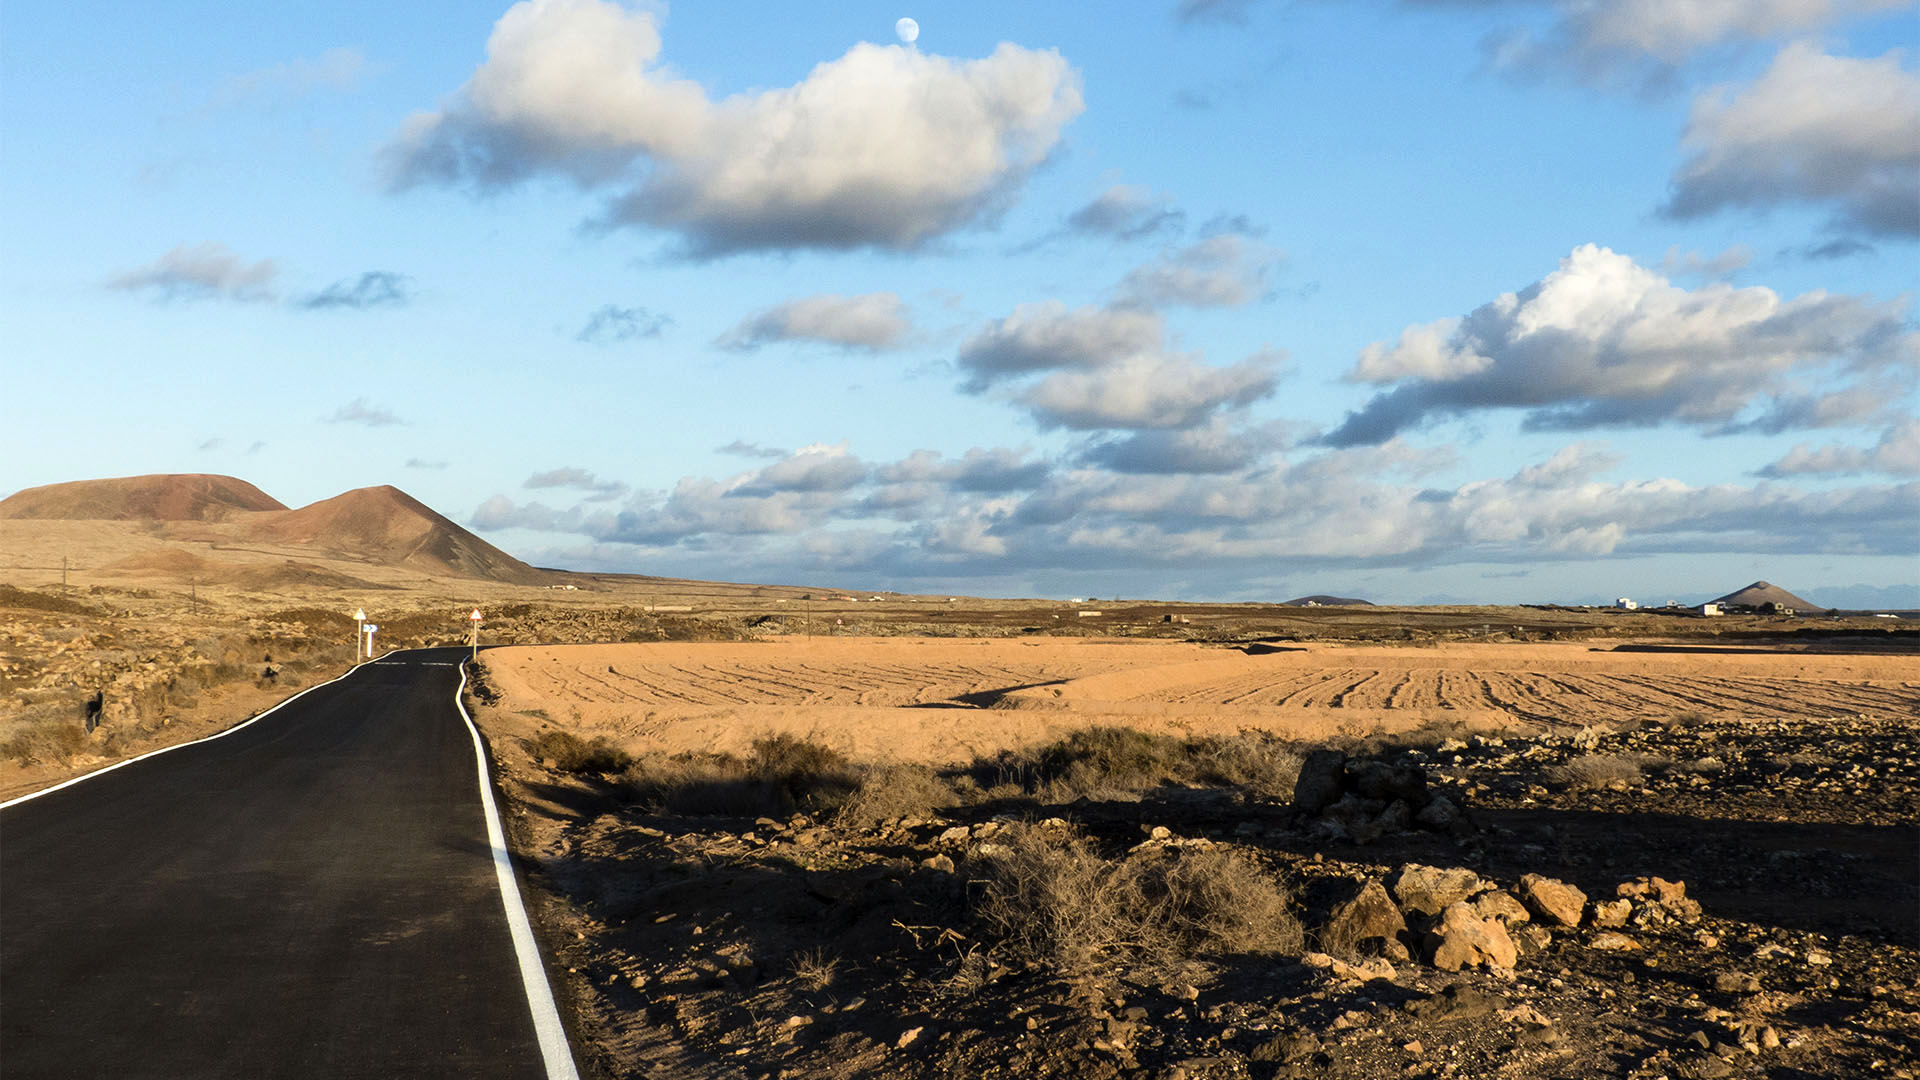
[0,648,577,1078]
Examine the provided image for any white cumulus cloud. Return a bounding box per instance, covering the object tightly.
[384,0,1083,255]
[1327,243,1915,446]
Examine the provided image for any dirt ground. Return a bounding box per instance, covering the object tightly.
[472,637,1920,1080]
[477,637,1920,763]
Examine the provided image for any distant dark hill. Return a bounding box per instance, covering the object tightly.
[1709,581,1823,612]
[0,474,286,522]
[250,485,548,585]
[1283,595,1373,607]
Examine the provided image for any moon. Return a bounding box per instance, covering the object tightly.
[895,17,919,44]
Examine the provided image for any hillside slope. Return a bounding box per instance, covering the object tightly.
[0,474,286,522]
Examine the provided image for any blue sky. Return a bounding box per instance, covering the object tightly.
[2,0,1915,606]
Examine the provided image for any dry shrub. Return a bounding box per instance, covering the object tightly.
[528,730,635,775]
[1130,847,1305,960]
[0,703,90,765]
[835,763,958,826]
[974,824,1301,976]
[788,948,841,991]
[747,733,859,813]
[974,826,1124,973]
[1001,726,1305,802]
[1547,752,1670,791]
[1662,709,1711,730]
[1183,732,1304,798]
[621,733,859,817]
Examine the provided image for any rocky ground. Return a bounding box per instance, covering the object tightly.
[0,586,356,798]
[490,701,1920,1080]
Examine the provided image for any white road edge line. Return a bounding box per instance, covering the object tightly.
[454,662,582,1080]
[0,659,373,811]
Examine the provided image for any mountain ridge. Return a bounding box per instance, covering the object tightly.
[0,474,546,585]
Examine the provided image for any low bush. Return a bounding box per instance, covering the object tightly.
[835,763,958,826]
[991,726,1305,802]
[974,824,1302,977]
[0,703,90,766]
[621,733,861,817]
[1546,752,1670,791]
[529,730,634,775]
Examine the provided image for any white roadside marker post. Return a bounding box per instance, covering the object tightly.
[364,624,378,660]
[469,608,483,665]
[353,608,367,665]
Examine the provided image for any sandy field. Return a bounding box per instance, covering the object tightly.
[478,636,1920,764]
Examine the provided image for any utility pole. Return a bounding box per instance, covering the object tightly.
[61,554,68,590]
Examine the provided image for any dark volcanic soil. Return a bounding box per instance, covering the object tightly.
[493,705,1920,1080]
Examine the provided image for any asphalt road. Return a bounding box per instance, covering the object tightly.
[1,648,576,1078]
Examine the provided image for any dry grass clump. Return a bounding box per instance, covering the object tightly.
[788,948,841,991]
[995,726,1304,802]
[835,763,959,826]
[1546,751,1672,791]
[974,824,1301,976]
[528,730,635,775]
[0,703,89,765]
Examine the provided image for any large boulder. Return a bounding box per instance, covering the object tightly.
[1291,749,1348,814]
[1518,874,1588,928]
[1323,879,1408,956]
[1427,902,1518,971]
[1391,864,1485,919]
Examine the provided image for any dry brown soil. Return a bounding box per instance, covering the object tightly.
[473,637,1920,1080]
[477,638,1920,763]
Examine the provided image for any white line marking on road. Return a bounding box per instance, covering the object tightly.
[454,663,582,1080]
[0,664,367,811]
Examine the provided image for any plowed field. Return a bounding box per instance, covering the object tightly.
[479,639,1919,765]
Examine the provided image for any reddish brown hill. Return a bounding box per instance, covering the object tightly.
[250,485,548,584]
[1709,580,1823,612]
[0,474,286,521]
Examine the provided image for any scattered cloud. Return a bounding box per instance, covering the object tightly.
[1078,418,1297,475]
[467,438,1919,583]
[324,397,404,427]
[1413,0,1909,88]
[195,437,223,452]
[716,293,911,352]
[957,303,1165,390]
[716,440,787,459]
[383,0,1083,256]
[1657,243,1753,278]
[577,304,671,345]
[298,271,413,311]
[406,457,448,469]
[525,466,629,500]
[1324,243,1915,446]
[1019,352,1282,430]
[1175,0,1260,25]
[1115,231,1281,309]
[958,299,1284,432]
[1793,238,1877,261]
[728,442,870,497]
[107,243,278,303]
[1759,418,1920,477]
[1664,44,1920,238]
[210,46,370,108]
[247,441,266,455]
